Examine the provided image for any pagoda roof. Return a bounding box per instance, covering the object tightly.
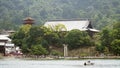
[23,17,34,24]
[23,17,34,21]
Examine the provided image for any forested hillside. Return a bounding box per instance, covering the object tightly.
[0,0,120,30]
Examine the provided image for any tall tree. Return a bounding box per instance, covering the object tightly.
[110,22,120,55]
[65,29,92,50]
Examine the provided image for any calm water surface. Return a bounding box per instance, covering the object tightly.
[0,59,120,68]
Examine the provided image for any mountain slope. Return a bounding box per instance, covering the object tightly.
[0,0,120,30]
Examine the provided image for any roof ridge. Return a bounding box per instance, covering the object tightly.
[47,18,90,21]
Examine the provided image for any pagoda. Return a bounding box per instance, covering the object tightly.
[23,17,34,25]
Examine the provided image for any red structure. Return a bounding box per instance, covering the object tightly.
[23,17,34,25]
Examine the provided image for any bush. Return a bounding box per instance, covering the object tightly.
[30,45,48,55]
[51,50,63,56]
[111,39,120,55]
[96,44,105,53]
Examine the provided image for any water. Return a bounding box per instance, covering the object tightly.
[0,59,120,68]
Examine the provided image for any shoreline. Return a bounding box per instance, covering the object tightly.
[1,55,120,60]
[13,56,120,60]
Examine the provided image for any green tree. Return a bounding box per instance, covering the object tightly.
[112,22,120,39]
[30,45,48,55]
[21,44,30,54]
[110,22,120,55]
[25,26,44,46]
[11,29,26,47]
[11,24,32,47]
[44,32,59,46]
[100,28,111,50]
[96,44,105,53]
[98,22,120,55]
[65,29,92,50]
[44,24,67,47]
[111,40,120,55]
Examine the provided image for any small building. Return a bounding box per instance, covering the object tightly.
[0,31,22,56]
[0,35,15,56]
[44,19,99,36]
[23,17,34,25]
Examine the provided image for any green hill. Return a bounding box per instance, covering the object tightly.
[0,0,120,30]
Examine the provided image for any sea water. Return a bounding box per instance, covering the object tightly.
[0,59,120,68]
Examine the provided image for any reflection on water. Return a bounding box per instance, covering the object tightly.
[0,59,120,68]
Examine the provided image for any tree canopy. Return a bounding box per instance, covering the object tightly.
[65,29,93,50]
[97,22,120,55]
[0,0,120,30]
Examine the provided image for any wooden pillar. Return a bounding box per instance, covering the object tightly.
[63,44,68,57]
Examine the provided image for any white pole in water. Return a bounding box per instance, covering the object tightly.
[63,44,68,57]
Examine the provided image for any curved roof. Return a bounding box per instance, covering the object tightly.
[44,20,99,32]
[44,20,89,31]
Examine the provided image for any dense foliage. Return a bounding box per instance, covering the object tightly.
[65,29,93,50]
[11,22,120,56]
[11,24,93,55]
[96,22,120,55]
[0,0,120,30]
